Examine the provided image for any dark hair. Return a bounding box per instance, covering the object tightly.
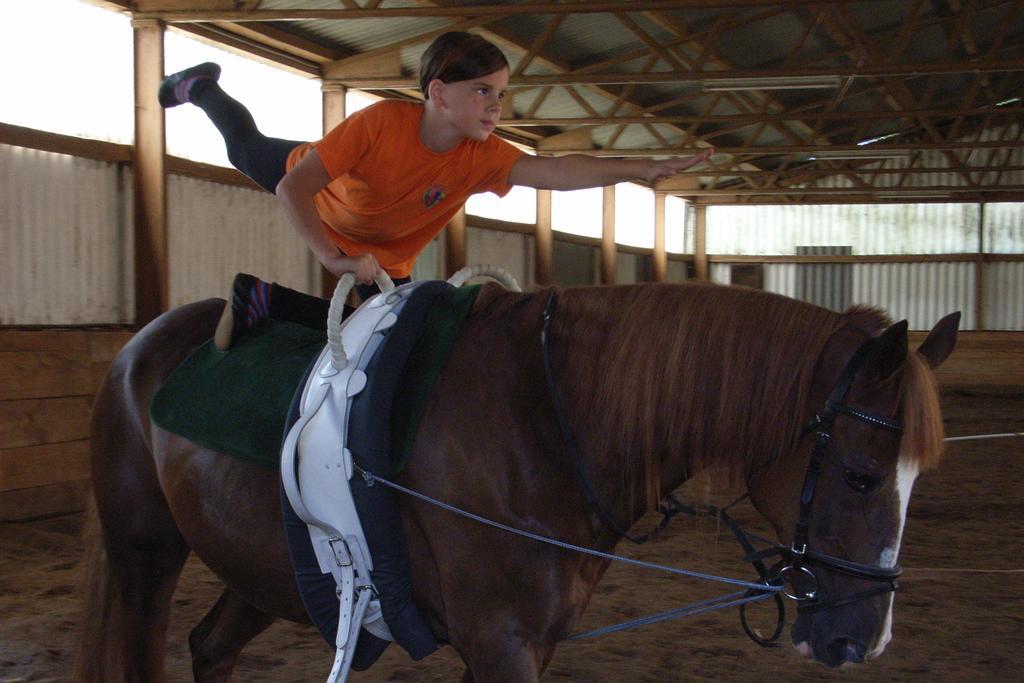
[419,31,509,97]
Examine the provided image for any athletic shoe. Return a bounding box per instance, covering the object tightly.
[213,273,270,351]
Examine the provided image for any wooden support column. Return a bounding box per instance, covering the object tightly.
[320,84,346,298]
[323,83,346,132]
[976,202,985,331]
[653,193,666,282]
[132,19,167,326]
[694,203,708,281]
[601,186,616,284]
[535,189,553,286]
[444,206,467,277]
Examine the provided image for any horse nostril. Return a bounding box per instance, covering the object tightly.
[828,637,866,664]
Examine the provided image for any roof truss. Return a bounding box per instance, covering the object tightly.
[104,0,1024,203]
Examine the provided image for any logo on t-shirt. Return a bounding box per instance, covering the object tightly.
[423,186,446,208]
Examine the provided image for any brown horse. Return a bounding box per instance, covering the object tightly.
[75,281,957,682]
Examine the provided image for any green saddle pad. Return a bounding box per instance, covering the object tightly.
[150,285,482,471]
[150,320,327,469]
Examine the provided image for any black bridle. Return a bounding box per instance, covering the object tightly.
[749,333,904,617]
[540,291,906,644]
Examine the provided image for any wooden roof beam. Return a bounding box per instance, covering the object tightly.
[141,1,869,22]
[328,58,1024,88]
[500,106,1023,126]
[535,139,1024,156]
[660,164,1024,177]
[655,183,1024,195]
[834,4,979,188]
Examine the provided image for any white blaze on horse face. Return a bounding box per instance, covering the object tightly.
[870,454,920,658]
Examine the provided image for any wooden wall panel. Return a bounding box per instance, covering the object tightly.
[0,442,92,492]
[911,331,1024,387]
[0,397,92,448]
[0,329,133,520]
[0,480,91,522]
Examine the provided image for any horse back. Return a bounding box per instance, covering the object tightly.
[89,299,223,522]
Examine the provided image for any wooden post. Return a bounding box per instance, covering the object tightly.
[653,193,666,282]
[320,84,346,298]
[694,203,708,281]
[976,202,985,331]
[323,83,346,132]
[132,19,167,326]
[444,206,467,277]
[535,189,553,286]
[601,185,616,284]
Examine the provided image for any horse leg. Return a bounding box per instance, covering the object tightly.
[76,489,190,682]
[188,588,276,682]
[77,374,190,682]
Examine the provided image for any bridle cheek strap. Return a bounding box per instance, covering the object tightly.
[783,335,906,611]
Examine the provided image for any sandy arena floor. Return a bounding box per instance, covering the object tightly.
[1,386,1021,682]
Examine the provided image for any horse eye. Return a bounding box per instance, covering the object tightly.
[843,467,879,494]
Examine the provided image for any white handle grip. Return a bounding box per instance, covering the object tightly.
[327,272,395,370]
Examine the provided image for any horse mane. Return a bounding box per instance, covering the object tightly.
[900,349,946,471]
[557,283,900,514]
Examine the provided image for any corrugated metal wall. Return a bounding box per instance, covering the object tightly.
[795,245,852,312]
[665,258,688,282]
[411,233,443,282]
[761,262,976,329]
[985,261,1024,330]
[1,144,133,324]
[615,252,640,284]
[851,262,976,329]
[3,142,1019,330]
[707,202,980,254]
[986,202,1024,253]
[706,201,1021,330]
[167,175,316,307]
[466,225,532,288]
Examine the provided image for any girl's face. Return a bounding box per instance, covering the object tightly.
[434,67,510,142]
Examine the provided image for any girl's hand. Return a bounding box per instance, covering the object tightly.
[645,148,715,183]
[325,251,382,284]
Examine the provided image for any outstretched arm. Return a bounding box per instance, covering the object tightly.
[507,148,713,190]
[275,150,381,283]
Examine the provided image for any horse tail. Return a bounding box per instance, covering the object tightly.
[73,493,127,682]
[73,324,191,682]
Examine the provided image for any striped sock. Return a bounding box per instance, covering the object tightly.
[245,280,272,329]
[173,76,208,105]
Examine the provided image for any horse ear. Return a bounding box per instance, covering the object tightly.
[916,311,961,369]
[870,319,909,381]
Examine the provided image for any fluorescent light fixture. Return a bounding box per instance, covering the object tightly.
[857,132,901,146]
[875,191,950,199]
[702,75,841,91]
[809,148,911,160]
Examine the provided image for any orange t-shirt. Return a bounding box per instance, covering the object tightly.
[286,100,524,278]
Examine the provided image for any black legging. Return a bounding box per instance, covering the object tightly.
[189,81,414,309]
[190,80,302,193]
